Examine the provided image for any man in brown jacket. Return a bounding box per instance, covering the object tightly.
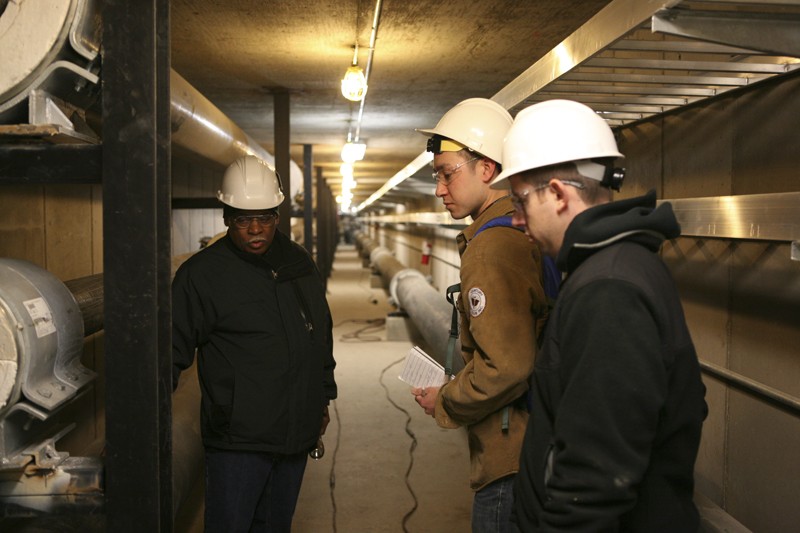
[412,98,550,533]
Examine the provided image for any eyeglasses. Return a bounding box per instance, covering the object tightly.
[510,189,532,213]
[431,157,479,185]
[231,213,277,229]
[511,179,587,213]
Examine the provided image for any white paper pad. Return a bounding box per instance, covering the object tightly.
[398,346,447,388]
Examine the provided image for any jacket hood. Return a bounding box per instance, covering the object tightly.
[557,189,681,273]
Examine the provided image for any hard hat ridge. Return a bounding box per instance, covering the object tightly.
[217,155,285,210]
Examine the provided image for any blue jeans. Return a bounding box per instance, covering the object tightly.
[204,449,308,533]
[472,475,515,533]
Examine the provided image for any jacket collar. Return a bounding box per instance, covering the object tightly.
[557,189,681,273]
[458,195,514,252]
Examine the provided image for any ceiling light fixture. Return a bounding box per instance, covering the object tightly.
[337,0,383,214]
[341,45,368,102]
[341,140,367,163]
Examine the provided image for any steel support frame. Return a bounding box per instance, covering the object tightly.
[0,144,101,184]
[303,145,313,253]
[102,0,172,530]
[274,91,291,236]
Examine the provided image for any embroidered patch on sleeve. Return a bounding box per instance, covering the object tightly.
[468,287,486,317]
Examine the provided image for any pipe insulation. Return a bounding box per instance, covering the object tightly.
[0,0,303,190]
[0,259,202,518]
[0,258,94,420]
[355,233,463,372]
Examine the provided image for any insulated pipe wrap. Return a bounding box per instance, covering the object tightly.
[357,240,462,371]
[370,246,404,288]
[0,258,94,417]
[389,268,462,371]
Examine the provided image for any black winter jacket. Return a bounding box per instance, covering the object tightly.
[512,191,707,532]
[172,231,337,454]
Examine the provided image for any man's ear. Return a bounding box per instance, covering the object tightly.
[550,179,575,214]
[479,158,498,184]
[223,218,231,228]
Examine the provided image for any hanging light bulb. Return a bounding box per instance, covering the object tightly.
[341,43,368,102]
[341,65,367,102]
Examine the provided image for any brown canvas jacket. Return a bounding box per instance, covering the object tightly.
[435,196,548,490]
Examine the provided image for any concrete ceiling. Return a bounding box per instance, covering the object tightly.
[170,0,612,211]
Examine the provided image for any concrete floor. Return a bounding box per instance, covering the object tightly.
[292,244,473,532]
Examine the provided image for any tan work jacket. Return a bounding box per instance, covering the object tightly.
[435,196,548,491]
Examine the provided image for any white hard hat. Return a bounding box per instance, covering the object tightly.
[490,99,624,189]
[417,98,512,163]
[217,155,285,210]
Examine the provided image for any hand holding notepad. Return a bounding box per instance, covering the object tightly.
[398,346,447,388]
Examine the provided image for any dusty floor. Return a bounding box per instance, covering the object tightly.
[292,244,472,533]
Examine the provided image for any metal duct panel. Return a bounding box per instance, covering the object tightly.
[665,192,800,242]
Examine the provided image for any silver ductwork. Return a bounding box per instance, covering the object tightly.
[0,259,94,428]
[0,260,203,518]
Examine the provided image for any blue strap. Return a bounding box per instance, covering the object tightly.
[541,255,561,301]
[473,215,516,237]
[474,215,561,301]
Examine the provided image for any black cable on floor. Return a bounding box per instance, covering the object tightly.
[380,356,418,533]
[329,399,341,533]
[335,318,386,343]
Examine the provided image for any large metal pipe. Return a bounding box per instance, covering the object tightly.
[355,232,462,371]
[169,70,276,168]
[63,274,103,337]
[0,260,203,519]
[0,1,301,187]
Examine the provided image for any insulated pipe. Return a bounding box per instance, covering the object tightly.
[0,1,296,183]
[170,70,277,168]
[63,274,103,337]
[390,269,460,371]
[370,246,405,288]
[0,261,202,517]
[61,269,203,519]
[355,233,462,371]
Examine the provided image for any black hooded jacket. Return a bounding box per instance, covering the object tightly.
[172,231,337,454]
[513,191,707,532]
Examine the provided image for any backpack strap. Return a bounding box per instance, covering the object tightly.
[444,283,461,379]
[473,215,561,301]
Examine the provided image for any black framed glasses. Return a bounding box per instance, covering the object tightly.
[431,157,479,185]
[231,213,277,229]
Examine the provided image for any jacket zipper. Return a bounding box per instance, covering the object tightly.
[291,279,314,337]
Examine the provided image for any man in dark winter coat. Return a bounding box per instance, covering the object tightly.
[172,155,337,533]
[490,99,707,532]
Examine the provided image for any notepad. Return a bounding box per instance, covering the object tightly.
[398,346,447,388]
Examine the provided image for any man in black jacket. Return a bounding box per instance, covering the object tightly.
[490,100,707,532]
[172,155,337,532]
